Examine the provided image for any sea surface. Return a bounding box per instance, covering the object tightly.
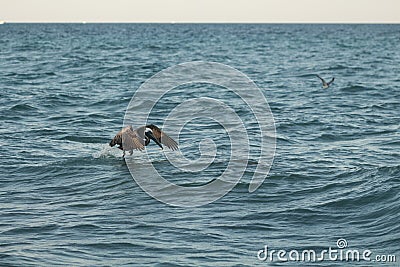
[0,24,399,266]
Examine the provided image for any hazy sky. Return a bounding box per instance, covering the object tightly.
[1,0,399,23]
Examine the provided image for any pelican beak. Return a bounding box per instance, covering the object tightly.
[146,131,163,149]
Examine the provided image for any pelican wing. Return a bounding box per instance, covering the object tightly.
[147,124,179,150]
[123,127,145,151]
[110,126,145,151]
[316,74,327,85]
[109,131,122,147]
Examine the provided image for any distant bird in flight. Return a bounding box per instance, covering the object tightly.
[316,74,335,89]
[110,124,178,157]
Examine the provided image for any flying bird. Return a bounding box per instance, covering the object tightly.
[109,124,178,157]
[316,74,335,89]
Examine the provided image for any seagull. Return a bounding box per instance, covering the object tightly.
[316,74,335,89]
[109,124,178,157]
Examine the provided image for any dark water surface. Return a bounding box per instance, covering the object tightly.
[1,24,399,266]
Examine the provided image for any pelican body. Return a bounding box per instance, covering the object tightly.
[110,124,178,157]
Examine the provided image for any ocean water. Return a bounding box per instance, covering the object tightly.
[0,24,399,266]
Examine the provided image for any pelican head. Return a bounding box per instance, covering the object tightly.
[144,127,163,149]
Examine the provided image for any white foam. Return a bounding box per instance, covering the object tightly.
[92,143,122,159]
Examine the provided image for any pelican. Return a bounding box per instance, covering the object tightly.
[109,124,178,157]
[316,74,334,89]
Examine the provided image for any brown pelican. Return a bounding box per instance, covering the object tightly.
[109,124,178,157]
[316,74,334,89]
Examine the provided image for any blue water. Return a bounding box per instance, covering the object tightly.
[1,24,399,266]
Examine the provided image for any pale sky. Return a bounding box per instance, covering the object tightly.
[0,0,399,23]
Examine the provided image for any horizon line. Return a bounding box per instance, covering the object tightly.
[1,21,400,24]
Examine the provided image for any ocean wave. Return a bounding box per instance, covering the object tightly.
[9,103,39,112]
[340,85,370,91]
[60,135,108,144]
